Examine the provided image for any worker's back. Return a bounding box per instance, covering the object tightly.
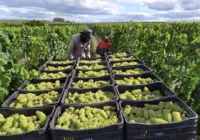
[68,34,90,59]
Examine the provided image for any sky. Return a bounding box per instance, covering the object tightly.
[0,0,200,22]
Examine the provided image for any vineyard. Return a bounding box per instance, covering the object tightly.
[0,22,199,139]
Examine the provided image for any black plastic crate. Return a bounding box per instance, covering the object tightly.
[68,75,115,89]
[39,63,75,72]
[116,82,176,102]
[36,69,73,81]
[77,57,107,64]
[76,62,109,70]
[72,68,112,78]
[113,72,162,86]
[17,78,68,93]
[49,102,124,140]
[0,106,55,140]
[61,86,119,105]
[110,60,144,68]
[2,88,65,109]
[111,65,152,75]
[119,97,198,140]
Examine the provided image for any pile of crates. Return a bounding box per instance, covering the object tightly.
[1,52,198,140]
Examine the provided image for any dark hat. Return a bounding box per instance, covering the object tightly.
[80,28,93,37]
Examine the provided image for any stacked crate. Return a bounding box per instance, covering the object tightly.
[0,52,198,140]
[0,58,77,140]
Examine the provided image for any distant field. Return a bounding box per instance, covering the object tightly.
[0,20,76,25]
[0,19,173,26]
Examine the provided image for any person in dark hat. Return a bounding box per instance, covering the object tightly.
[68,28,94,59]
[96,36,112,56]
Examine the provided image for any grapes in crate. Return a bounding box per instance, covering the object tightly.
[78,70,108,78]
[55,106,118,130]
[9,91,59,108]
[120,87,162,100]
[65,90,116,104]
[123,101,187,124]
[72,79,110,88]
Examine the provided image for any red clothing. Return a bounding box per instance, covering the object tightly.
[98,41,112,50]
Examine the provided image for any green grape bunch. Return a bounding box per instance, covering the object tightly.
[9,91,59,108]
[50,60,74,65]
[113,68,144,75]
[110,56,136,61]
[24,80,62,91]
[112,61,138,67]
[77,70,109,78]
[72,80,110,88]
[79,59,101,64]
[65,90,116,104]
[111,52,128,57]
[55,106,118,130]
[116,77,153,85]
[39,72,67,79]
[123,101,187,124]
[0,111,47,136]
[45,65,72,71]
[120,87,162,100]
[78,64,104,70]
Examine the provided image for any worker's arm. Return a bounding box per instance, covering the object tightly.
[68,37,75,59]
[108,43,112,51]
[97,42,102,47]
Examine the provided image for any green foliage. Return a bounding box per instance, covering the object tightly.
[24,20,45,26]
[52,17,65,22]
[0,24,87,104]
[90,37,98,57]
[91,22,200,104]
